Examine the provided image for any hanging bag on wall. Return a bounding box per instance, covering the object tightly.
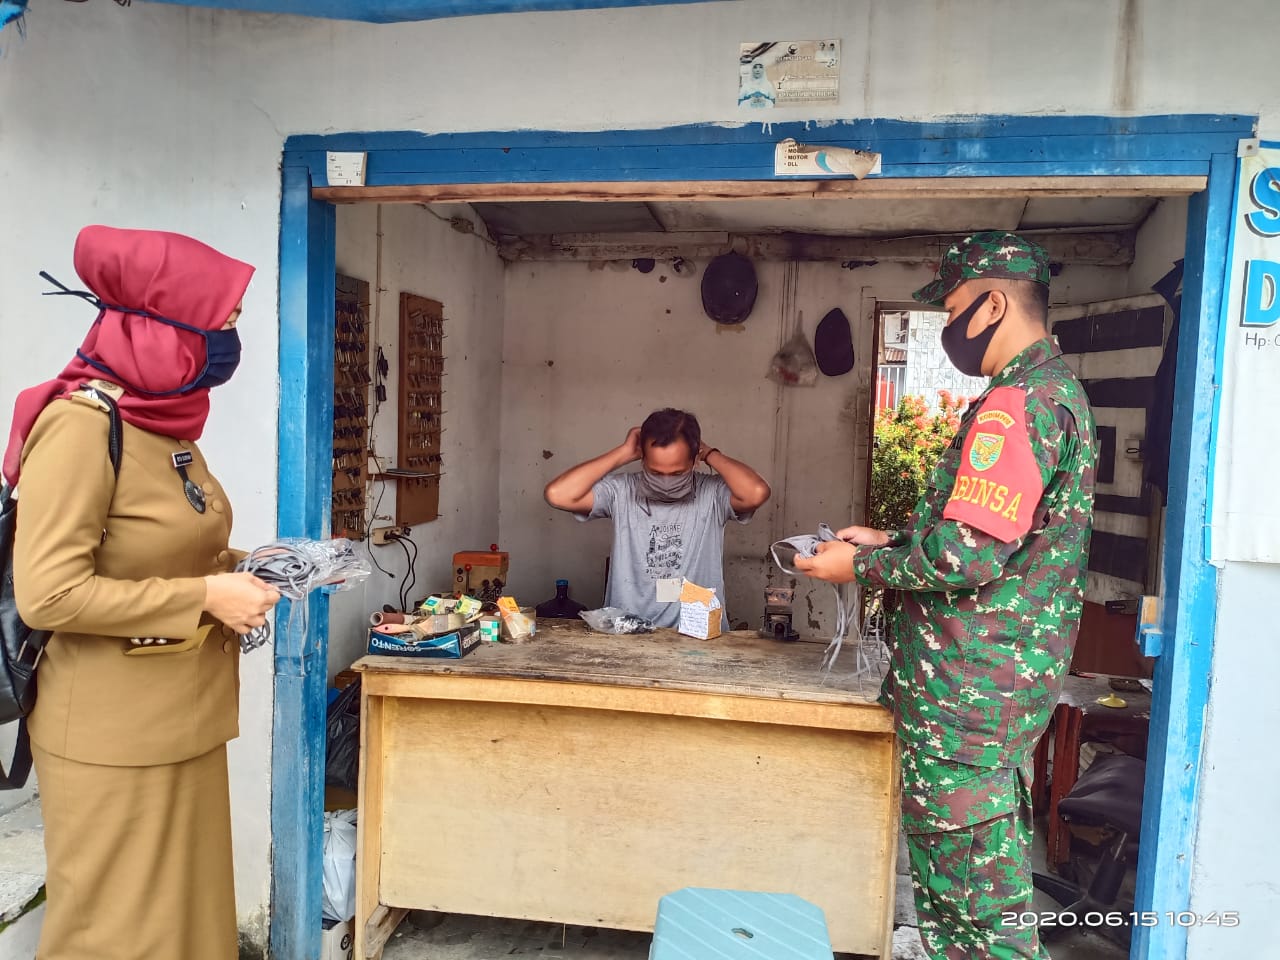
[0,387,122,789]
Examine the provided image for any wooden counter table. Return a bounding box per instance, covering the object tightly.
[352,621,899,959]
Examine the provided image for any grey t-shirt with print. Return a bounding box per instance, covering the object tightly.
[578,471,753,628]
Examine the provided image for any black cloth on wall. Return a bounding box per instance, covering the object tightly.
[1144,259,1184,505]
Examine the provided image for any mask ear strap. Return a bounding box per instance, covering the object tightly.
[40,271,108,319]
[39,270,211,334]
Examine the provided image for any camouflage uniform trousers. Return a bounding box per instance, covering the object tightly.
[901,746,1050,960]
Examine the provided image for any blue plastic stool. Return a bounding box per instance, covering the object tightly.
[649,887,835,960]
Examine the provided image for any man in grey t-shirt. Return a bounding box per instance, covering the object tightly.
[544,408,771,628]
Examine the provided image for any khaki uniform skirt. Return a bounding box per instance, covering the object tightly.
[33,743,238,960]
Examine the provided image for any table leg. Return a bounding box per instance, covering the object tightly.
[1047,703,1083,871]
[1032,724,1051,812]
[356,694,403,960]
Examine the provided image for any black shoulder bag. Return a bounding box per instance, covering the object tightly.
[1,389,122,789]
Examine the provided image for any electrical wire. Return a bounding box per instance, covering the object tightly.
[364,478,395,579]
[392,533,418,611]
[419,204,499,248]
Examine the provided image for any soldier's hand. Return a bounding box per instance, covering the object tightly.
[793,540,859,584]
[834,525,891,546]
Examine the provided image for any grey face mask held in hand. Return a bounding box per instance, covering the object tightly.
[770,523,870,676]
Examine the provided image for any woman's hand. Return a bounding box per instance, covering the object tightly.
[203,572,281,635]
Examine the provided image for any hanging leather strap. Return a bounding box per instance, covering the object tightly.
[0,717,33,790]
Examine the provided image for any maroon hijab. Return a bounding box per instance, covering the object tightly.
[4,226,254,486]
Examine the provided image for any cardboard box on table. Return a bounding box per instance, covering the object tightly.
[678,580,722,640]
[368,623,482,659]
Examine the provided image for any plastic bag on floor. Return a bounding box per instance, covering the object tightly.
[322,808,358,923]
[325,678,361,791]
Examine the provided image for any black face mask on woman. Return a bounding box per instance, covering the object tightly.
[41,270,242,396]
[940,291,997,377]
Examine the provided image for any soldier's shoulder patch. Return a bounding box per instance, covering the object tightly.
[943,386,1043,543]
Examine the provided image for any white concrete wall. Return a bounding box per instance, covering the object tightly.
[1130,198,1191,298]
[1189,562,1280,955]
[329,204,505,679]
[0,0,1277,949]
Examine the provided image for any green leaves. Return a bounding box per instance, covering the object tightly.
[869,392,968,531]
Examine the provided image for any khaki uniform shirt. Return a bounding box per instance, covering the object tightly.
[15,391,243,766]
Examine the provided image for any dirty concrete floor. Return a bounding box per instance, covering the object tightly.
[382,825,1130,960]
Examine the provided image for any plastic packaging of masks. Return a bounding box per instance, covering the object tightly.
[770,522,872,675]
[580,607,656,635]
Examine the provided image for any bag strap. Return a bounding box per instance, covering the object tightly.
[79,385,123,478]
[0,717,33,791]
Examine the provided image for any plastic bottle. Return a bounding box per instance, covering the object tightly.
[535,579,587,619]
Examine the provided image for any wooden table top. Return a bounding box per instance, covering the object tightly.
[354,619,887,706]
[1059,672,1153,720]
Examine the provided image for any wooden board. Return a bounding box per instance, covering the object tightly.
[499,228,1135,266]
[355,621,900,958]
[395,293,445,526]
[376,696,897,956]
[332,274,371,539]
[314,175,1206,204]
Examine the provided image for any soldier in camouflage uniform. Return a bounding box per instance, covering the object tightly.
[796,232,1097,960]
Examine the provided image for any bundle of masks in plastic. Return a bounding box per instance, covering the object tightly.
[580,607,656,635]
[770,523,870,675]
[236,538,372,652]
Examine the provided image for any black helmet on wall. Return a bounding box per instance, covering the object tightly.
[701,252,758,325]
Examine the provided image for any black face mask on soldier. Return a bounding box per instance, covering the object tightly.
[941,291,997,377]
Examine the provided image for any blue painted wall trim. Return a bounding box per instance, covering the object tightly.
[1130,151,1234,960]
[145,0,726,24]
[271,114,1255,960]
[285,115,1255,186]
[273,160,336,960]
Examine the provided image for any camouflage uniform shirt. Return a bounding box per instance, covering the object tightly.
[855,336,1096,787]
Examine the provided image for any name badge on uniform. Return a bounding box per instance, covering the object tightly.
[171,452,206,514]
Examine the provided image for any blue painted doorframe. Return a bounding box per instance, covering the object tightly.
[1129,150,1236,960]
[146,0,727,24]
[275,115,1255,960]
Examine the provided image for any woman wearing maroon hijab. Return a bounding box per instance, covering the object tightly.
[9,226,280,960]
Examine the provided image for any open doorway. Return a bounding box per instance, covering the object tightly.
[273,116,1245,960]
[318,195,1186,960]
[868,305,985,533]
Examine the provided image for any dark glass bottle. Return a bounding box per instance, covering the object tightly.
[535,579,587,619]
